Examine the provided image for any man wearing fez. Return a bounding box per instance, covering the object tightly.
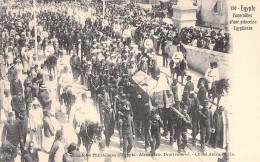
[197,81,208,107]
[70,51,81,81]
[184,75,194,94]
[103,105,115,147]
[118,102,135,158]
[199,101,212,153]
[11,91,25,119]
[10,72,23,96]
[1,112,20,148]
[190,91,201,146]
[149,109,164,154]
[176,105,191,154]
[17,111,29,153]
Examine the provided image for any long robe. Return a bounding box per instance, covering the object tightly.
[29,108,44,149]
[210,109,228,149]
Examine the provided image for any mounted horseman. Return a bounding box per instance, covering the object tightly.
[169,45,188,83]
[197,62,229,107]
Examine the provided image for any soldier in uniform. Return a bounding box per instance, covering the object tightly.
[184,75,194,94]
[197,81,208,107]
[103,105,115,147]
[149,110,164,154]
[181,91,192,114]
[169,101,180,147]
[11,91,26,119]
[199,101,212,152]
[70,52,81,81]
[190,91,201,145]
[118,102,135,158]
[10,73,23,97]
[1,112,20,148]
[97,86,111,126]
[176,106,191,154]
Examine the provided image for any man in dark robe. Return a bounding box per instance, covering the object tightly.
[210,106,228,149]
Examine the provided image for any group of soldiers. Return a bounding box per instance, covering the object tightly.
[0,0,229,161]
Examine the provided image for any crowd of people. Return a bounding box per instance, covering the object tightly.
[0,1,229,162]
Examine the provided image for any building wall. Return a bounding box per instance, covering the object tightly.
[199,0,228,29]
[183,44,230,79]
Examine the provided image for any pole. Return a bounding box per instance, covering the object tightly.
[33,0,38,58]
[103,0,105,18]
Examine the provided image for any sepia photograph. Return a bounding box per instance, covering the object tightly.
[1,0,257,161]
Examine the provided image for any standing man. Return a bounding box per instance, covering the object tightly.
[184,75,194,94]
[176,106,191,154]
[103,105,115,147]
[28,99,44,150]
[10,74,23,97]
[11,91,26,119]
[1,112,20,148]
[70,52,81,81]
[197,82,208,107]
[38,84,51,110]
[17,111,29,153]
[24,78,32,117]
[190,91,201,145]
[119,103,135,158]
[149,110,164,154]
[199,101,212,153]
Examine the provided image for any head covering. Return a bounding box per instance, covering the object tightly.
[40,85,47,90]
[68,142,77,152]
[8,112,14,118]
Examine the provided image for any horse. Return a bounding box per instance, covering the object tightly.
[60,86,76,120]
[197,78,229,107]
[169,59,188,84]
[79,120,103,161]
[43,54,58,79]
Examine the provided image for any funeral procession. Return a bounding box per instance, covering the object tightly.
[0,0,231,161]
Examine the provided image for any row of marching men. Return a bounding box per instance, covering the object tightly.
[85,61,228,157]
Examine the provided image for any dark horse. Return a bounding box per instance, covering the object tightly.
[44,54,58,78]
[60,86,76,120]
[197,78,229,107]
[80,120,102,161]
[169,60,188,84]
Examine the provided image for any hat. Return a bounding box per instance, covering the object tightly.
[137,94,141,98]
[187,75,192,80]
[16,59,21,63]
[219,106,225,111]
[68,142,77,152]
[8,112,14,118]
[40,85,47,90]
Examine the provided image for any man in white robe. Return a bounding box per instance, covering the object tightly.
[29,99,44,150]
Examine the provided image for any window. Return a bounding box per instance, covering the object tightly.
[212,0,222,14]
